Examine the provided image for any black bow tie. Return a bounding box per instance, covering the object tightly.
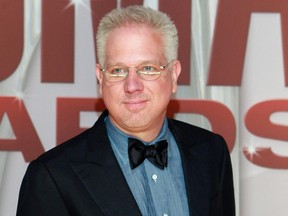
[128,137,168,170]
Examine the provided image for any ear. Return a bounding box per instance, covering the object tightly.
[171,60,181,93]
[96,64,103,96]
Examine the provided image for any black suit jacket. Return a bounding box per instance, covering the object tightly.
[17,111,235,216]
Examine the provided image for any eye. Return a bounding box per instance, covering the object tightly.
[139,65,159,72]
[110,67,124,74]
[143,66,154,71]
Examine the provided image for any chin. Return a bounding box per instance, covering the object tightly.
[121,113,151,128]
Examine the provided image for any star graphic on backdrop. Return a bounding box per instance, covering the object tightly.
[243,143,266,161]
[66,0,91,11]
[12,89,26,109]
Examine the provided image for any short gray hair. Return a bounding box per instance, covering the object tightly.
[96,5,178,65]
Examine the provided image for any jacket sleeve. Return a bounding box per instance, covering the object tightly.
[16,160,70,216]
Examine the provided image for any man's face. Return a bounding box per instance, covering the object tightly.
[96,25,181,141]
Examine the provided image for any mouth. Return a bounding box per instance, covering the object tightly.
[123,99,148,110]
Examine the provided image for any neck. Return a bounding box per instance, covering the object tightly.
[109,117,166,143]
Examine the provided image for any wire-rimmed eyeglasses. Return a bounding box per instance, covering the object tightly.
[100,60,174,83]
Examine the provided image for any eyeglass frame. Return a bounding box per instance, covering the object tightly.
[99,60,175,83]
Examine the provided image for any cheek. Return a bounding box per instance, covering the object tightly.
[152,81,173,100]
[102,83,122,101]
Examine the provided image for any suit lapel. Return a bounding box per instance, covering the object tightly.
[70,111,142,216]
[169,119,211,216]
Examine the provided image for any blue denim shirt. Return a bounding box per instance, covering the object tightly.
[105,117,189,216]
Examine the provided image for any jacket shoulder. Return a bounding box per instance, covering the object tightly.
[36,128,91,163]
[35,111,109,163]
[168,118,217,138]
[168,118,228,151]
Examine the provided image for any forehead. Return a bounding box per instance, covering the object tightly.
[107,24,163,46]
[104,25,165,65]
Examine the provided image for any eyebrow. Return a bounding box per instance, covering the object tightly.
[105,60,163,68]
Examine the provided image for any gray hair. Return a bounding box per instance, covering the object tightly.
[96,5,178,65]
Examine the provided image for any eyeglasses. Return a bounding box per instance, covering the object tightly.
[100,61,174,83]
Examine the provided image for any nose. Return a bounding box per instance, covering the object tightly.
[124,68,144,93]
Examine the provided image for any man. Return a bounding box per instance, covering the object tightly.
[17,5,235,216]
